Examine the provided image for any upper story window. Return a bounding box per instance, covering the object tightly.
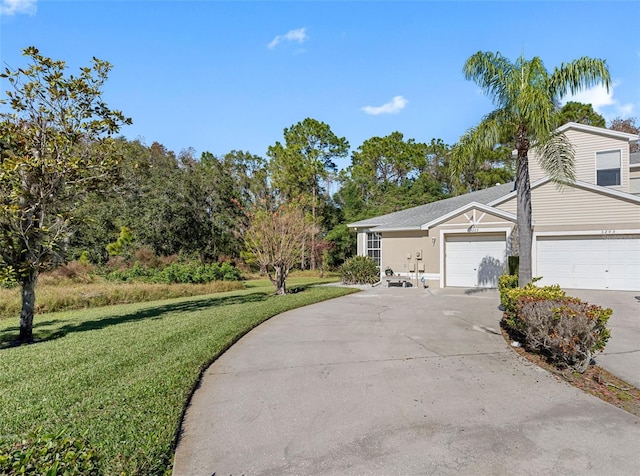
[367,232,381,266]
[596,150,621,186]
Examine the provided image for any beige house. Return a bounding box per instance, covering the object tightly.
[348,122,640,291]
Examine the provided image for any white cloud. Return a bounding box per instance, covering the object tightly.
[0,0,37,16]
[563,84,614,110]
[562,83,636,118]
[362,96,408,115]
[268,28,308,50]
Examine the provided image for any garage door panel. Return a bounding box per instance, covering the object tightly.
[536,236,640,291]
[446,234,506,288]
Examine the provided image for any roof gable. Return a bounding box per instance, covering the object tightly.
[420,201,517,230]
[347,182,515,231]
[557,122,639,143]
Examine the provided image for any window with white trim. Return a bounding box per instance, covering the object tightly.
[596,150,621,186]
[630,177,640,195]
[366,232,381,266]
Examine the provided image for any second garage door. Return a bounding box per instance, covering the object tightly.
[536,235,640,291]
[445,234,506,288]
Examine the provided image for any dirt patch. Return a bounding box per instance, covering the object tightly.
[501,326,640,417]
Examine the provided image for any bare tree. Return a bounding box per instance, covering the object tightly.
[609,117,639,152]
[245,204,318,295]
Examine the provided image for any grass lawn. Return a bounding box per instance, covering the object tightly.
[0,280,357,475]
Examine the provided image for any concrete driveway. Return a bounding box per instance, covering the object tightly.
[562,289,640,388]
[173,287,640,475]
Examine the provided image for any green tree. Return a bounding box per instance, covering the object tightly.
[336,134,449,222]
[121,141,184,257]
[267,118,349,270]
[453,51,610,287]
[221,150,272,210]
[556,101,606,128]
[106,226,135,259]
[68,140,181,263]
[451,143,515,194]
[179,151,246,262]
[0,47,130,341]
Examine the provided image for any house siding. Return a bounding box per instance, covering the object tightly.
[496,181,640,228]
[380,230,431,277]
[495,199,516,215]
[528,128,631,192]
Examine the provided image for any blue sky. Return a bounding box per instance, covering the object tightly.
[1,0,639,170]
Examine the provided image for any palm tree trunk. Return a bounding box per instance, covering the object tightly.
[516,150,533,287]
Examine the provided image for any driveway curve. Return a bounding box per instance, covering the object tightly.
[173,287,640,475]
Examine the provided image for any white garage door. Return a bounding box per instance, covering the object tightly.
[445,234,506,288]
[536,236,640,291]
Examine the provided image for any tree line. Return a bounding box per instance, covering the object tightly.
[63,123,517,268]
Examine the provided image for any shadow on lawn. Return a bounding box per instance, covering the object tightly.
[0,291,270,349]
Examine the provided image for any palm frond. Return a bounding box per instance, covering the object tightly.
[550,57,611,100]
[450,118,503,193]
[463,51,514,108]
[537,131,575,188]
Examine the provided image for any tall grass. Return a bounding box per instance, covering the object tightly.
[0,272,341,320]
[0,284,357,474]
[0,281,244,319]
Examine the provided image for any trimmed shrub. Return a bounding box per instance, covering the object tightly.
[341,256,380,285]
[501,283,565,331]
[0,428,102,475]
[507,255,519,276]
[498,274,519,306]
[515,296,612,372]
[498,274,543,313]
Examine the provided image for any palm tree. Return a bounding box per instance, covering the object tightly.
[453,52,610,287]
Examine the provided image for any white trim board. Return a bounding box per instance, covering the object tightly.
[488,176,640,207]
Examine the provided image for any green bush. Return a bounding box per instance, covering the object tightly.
[340,256,380,285]
[105,261,242,284]
[498,274,543,313]
[501,283,565,331]
[0,428,102,475]
[514,296,612,372]
[507,255,519,276]
[498,274,519,306]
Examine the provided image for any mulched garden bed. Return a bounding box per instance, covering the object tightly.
[500,325,640,417]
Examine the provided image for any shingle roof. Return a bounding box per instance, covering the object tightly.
[348,182,516,231]
[630,151,640,166]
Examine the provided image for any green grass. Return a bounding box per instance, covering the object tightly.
[0,274,341,319]
[0,283,357,475]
